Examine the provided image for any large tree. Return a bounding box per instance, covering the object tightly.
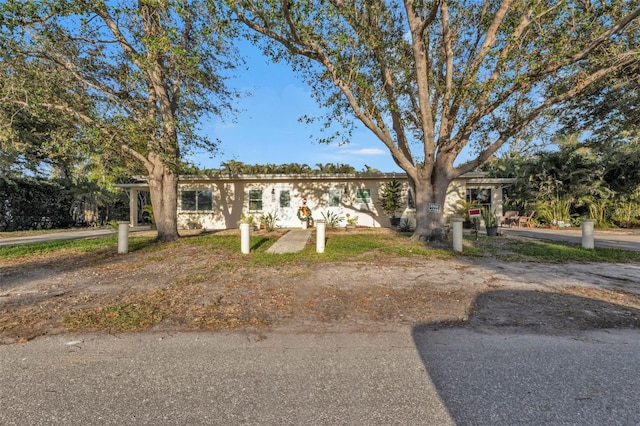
[0,54,95,178]
[1,0,239,241]
[228,0,640,240]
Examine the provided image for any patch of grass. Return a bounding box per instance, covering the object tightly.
[189,234,279,254]
[171,271,212,287]
[4,228,639,266]
[63,301,164,332]
[0,228,78,239]
[326,233,394,252]
[0,236,160,260]
[509,240,640,263]
[464,236,640,263]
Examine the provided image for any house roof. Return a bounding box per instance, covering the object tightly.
[114,171,515,190]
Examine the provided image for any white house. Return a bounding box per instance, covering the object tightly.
[116,172,514,230]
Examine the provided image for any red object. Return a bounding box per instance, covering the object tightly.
[468,208,481,218]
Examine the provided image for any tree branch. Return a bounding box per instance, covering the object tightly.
[456,55,638,175]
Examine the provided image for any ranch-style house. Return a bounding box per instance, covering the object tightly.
[117,171,514,230]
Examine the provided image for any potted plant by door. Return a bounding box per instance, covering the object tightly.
[454,199,481,229]
[481,207,499,236]
[378,179,403,227]
[345,213,358,230]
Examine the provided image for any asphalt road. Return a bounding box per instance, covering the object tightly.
[0,330,454,425]
[0,228,116,247]
[414,328,640,426]
[1,327,639,425]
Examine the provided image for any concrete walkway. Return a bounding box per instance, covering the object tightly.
[266,229,312,254]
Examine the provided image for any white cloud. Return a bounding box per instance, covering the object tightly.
[339,148,387,156]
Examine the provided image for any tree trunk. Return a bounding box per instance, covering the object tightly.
[411,171,452,242]
[147,155,179,242]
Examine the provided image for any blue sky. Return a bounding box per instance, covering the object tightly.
[191,43,404,173]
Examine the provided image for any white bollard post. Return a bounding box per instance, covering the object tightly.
[451,217,464,253]
[240,222,250,254]
[582,219,595,250]
[316,220,326,253]
[117,221,129,254]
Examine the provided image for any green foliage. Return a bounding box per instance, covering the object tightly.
[345,213,358,226]
[1,1,242,240]
[378,179,403,217]
[611,190,640,228]
[454,199,480,222]
[211,161,357,175]
[142,204,155,224]
[555,61,640,150]
[6,227,639,271]
[259,210,279,231]
[63,302,165,332]
[230,0,639,240]
[486,139,640,228]
[238,213,256,226]
[321,210,344,228]
[398,218,415,232]
[481,207,498,228]
[534,198,573,226]
[489,240,640,264]
[0,235,157,261]
[0,175,75,231]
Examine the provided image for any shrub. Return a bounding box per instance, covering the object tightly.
[259,211,279,231]
[321,211,344,228]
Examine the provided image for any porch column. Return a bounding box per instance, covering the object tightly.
[129,189,138,227]
[491,186,504,217]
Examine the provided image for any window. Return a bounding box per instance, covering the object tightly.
[279,190,291,208]
[468,188,491,207]
[180,189,212,212]
[355,188,371,210]
[328,189,341,207]
[249,189,263,211]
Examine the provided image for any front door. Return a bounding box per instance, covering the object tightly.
[276,185,296,227]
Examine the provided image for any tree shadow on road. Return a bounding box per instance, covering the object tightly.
[412,290,640,425]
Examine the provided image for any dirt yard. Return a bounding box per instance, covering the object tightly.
[1,228,639,344]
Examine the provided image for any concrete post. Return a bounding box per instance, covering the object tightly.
[451,217,464,253]
[240,222,250,254]
[582,219,595,250]
[316,220,326,253]
[129,189,138,227]
[117,221,129,254]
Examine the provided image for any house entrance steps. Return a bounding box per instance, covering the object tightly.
[266,229,312,254]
